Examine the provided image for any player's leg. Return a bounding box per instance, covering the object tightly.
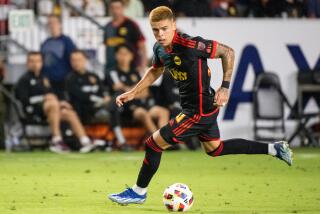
[59,103,94,153]
[108,113,193,204]
[198,109,293,165]
[107,98,129,150]
[108,129,171,204]
[43,94,70,153]
[199,117,293,165]
[202,139,292,166]
[43,94,62,139]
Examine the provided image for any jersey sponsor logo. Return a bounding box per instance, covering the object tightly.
[119,27,128,36]
[169,68,187,81]
[174,56,182,66]
[175,113,186,123]
[106,37,125,46]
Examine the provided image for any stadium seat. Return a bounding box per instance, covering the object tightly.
[253,72,286,141]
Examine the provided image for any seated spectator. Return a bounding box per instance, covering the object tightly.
[141,0,171,15]
[15,52,94,154]
[249,0,286,17]
[211,0,237,17]
[104,0,147,72]
[65,50,132,151]
[105,44,158,134]
[41,14,76,99]
[173,0,211,17]
[69,0,106,17]
[307,0,320,18]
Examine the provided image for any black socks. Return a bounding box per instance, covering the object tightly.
[136,136,163,188]
[207,138,268,157]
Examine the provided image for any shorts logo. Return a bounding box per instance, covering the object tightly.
[197,41,206,51]
[169,68,187,81]
[173,56,182,66]
[175,113,186,123]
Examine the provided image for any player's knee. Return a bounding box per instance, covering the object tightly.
[133,107,148,119]
[205,141,222,157]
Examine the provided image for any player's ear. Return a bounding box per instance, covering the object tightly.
[172,20,176,31]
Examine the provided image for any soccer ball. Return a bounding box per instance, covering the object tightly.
[163,183,194,212]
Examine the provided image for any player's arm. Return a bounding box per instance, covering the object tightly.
[214,42,235,107]
[115,66,164,107]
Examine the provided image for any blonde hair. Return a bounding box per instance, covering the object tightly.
[149,6,174,22]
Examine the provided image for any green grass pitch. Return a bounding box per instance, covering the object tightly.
[1,148,320,213]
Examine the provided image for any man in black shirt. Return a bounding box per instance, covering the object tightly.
[15,52,94,153]
[109,6,293,205]
[66,50,130,151]
[104,0,147,71]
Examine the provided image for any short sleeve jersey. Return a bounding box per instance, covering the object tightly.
[152,31,217,116]
[104,17,145,70]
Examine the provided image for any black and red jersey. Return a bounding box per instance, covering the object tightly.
[104,17,145,70]
[152,31,218,116]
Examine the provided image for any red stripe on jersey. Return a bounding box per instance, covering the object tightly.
[173,39,196,48]
[175,119,195,136]
[173,115,196,136]
[177,115,200,136]
[175,115,201,136]
[174,37,196,46]
[175,34,196,45]
[210,41,218,59]
[173,35,196,48]
[173,117,193,135]
[198,59,220,117]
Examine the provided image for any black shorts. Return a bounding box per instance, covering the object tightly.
[159,108,220,145]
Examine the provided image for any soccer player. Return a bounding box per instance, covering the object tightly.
[108,6,293,205]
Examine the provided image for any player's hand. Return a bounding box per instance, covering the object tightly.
[214,87,229,107]
[116,90,136,107]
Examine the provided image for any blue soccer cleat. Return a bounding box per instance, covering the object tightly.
[274,141,293,166]
[108,187,147,205]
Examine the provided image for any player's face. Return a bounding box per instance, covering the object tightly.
[48,17,62,38]
[71,53,86,73]
[110,2,124,19]
[27,54,42,74]
[115,47,134,67]
[150,19,176,47]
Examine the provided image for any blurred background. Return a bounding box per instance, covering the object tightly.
[0,0,319,153]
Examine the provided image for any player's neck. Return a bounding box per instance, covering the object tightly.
[112,16,125,26]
